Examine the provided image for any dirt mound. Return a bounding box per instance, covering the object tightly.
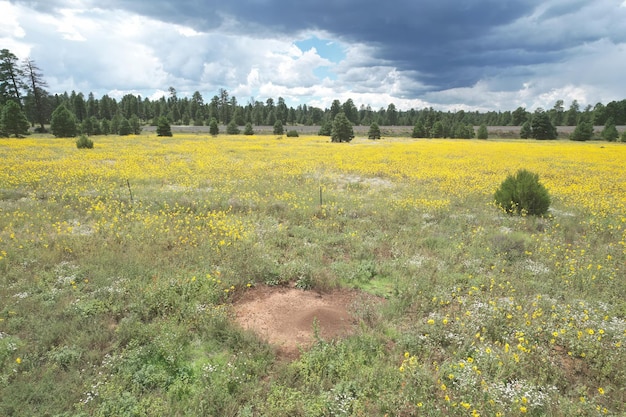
[233,285,361,358]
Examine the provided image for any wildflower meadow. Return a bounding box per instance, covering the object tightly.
[0,133,624,416]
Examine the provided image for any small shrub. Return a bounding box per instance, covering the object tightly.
[273,120,284,135]
[520,121,532,139]
[47,345,82,370]
[411,121,426,138]
[226,120,240,134]
[570,121,594,141]
[156,116,172,137]
[286,130,299,137]
[490,232,530,261]
[477,124,488,139]
[118,118,131,136]
[318,121,332,136]
[76,134,94,149]
[494,169,550,215]
[368,122,381,139]
[601,119,619,142]
[209,118,219,136]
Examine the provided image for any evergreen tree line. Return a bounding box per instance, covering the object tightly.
[2,48,626,140]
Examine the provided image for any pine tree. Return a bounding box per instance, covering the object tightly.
[129,114,142,135]
[431,121,444,138]
[318,120,332,136]
[118,117,131,135]
[477,124,488,139]
[226,119,240,134]
[411,121,427,138]
[273,119,284,135]
[101,119,110,135]
[22,58,49,131]
[520,121,532,139]
[601,118,619,142]
[50,104,78,137]
[80,117,94,136]
[531,109,557,140]
[368,122,381,139]
[209,118,219,136]
[244,122,254,135]
[331,112,354,143]
[1,100,29,137]
[156,116,172,136]
[0,49,25,105]
[570,121,594,141]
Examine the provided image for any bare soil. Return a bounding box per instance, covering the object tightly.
[233,285,364,359]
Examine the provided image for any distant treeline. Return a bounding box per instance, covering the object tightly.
[3,85,626,139]
[17,89,626,130]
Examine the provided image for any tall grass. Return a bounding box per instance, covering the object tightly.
[1,134,625,416]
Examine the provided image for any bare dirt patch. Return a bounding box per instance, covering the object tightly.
[233,285,365,359]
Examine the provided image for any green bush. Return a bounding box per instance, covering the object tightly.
[209,118,219,136]
[601,118,619,142]
[273,120,284,135]
[477,124,488,139]
[570,121,594,141]
[156,116,172,137]
[286,130,299,137]
[226,120,240,134]
[368,122,381,139]
[318,121,332,136]
[494,169,551,215]
[51,104,78,137]
[118,118,131,136]
[76,134,94,149]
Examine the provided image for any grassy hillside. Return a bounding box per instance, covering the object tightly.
[1,134,625,416]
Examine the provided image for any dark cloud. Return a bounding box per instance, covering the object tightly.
[6,0,626,110]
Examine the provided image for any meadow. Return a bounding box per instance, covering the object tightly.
[0,133,625,416]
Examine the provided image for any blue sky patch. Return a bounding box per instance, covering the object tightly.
[295,36,346,64]
[295,36,346,80]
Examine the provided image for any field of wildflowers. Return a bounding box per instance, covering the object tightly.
[1,133,624,416]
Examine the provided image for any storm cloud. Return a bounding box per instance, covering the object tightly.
[3,0,626,110]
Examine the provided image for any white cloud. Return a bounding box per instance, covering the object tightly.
[45,8,88,41]
[176,26,203,38]
[0,2,26,38]
[0,2,31,57]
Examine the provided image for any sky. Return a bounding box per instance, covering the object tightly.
[2,0,626,112]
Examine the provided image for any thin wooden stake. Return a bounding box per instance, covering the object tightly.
[126,179,134,204]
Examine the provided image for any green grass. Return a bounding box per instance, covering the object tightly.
[1,135,625,416]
